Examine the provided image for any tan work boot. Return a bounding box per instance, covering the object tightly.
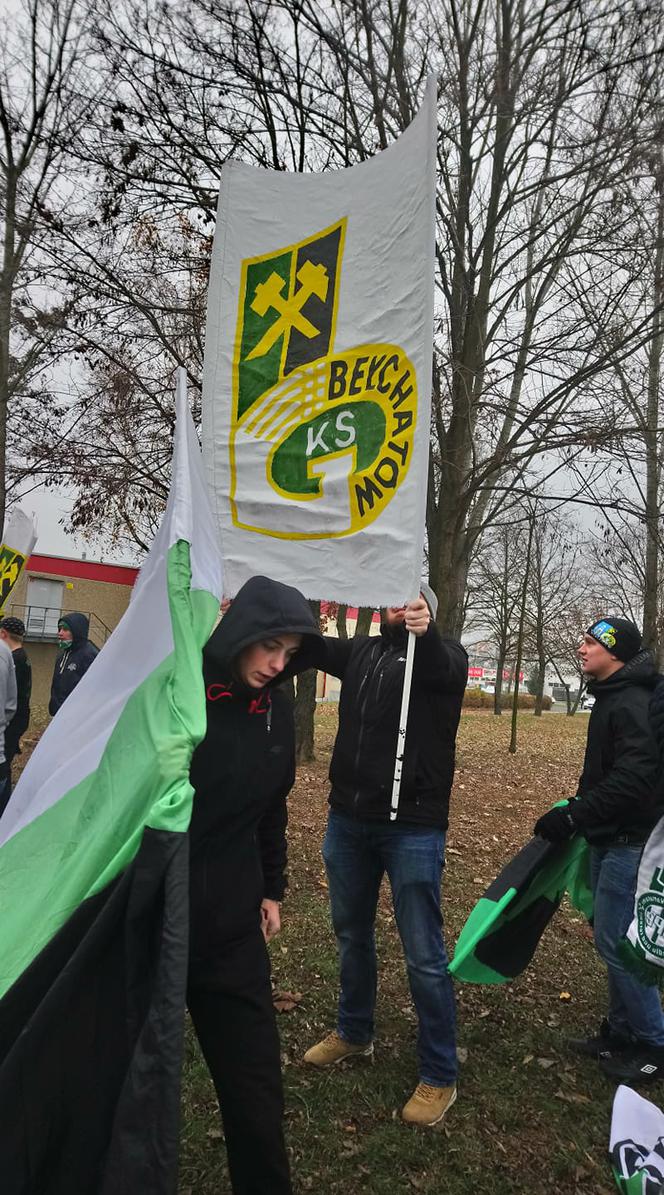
[402,1082,457,1127]
[303,1031,373,1067]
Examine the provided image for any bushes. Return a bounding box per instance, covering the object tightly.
[463,689,552,711]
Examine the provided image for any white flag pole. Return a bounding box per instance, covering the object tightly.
[390,626,417,821]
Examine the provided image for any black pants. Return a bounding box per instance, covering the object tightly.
[0,760,10,819]
[187,929,292,1195]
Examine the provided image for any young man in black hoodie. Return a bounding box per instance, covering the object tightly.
[188,575,322,1195]
[49,612,99,716]
[303,585,468,1127]
[534,616,664,1083]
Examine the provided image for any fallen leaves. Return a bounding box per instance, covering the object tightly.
[555,1089,593,1105]
[272,990,303,1013]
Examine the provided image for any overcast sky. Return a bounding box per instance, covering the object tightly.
[18,486,139,565]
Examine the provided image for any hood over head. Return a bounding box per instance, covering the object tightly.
[59,612,90,645]
[204,575,322,682]
[420,581,438,620]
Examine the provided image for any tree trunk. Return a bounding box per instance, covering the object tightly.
[294,667,317,762]
[336,604,348,640]
[355,606,374,636]
[533,649,546,717]
[432,515,470,637]
[642,154,664,662]
[294,599,320,761]
[494,644,506,715]
[509,517,534,753]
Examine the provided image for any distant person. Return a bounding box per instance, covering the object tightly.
[303,585,468,1128]
[0,636,17,815]
[0,615,31,788]
[49,613,99,716]
[534,617,664,1083]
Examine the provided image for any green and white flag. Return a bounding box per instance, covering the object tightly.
[610,1084,664,1193]
[622,813,664,986]
[0,370,222,1194]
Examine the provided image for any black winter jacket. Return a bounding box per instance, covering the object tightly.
[48,613,99,716]
[5,645,31,758]
[316,621,468,830]
[188,576,322,960]
[649,676,664,765]
[570,650,662,845]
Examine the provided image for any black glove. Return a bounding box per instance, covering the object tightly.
[533,805,576,842]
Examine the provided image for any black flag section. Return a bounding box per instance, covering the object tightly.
[0,828,189,1195]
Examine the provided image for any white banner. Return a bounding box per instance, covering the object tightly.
[202,77,437,605]
[0,507,38,611]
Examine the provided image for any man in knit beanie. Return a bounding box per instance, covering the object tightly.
[534,615,664,1083]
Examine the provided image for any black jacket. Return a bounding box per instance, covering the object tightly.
[48,613,99,716]
[571,650,662,844]
[316,621,468,830]
[5,645,31,758]
[188,575,322,959]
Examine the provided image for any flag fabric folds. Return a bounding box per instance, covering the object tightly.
[449,834,592,984]
[0,371,223,1195]
[202,77,437,606]
[621,813,664,986]
[610,1084,664,1194]
[0,507,38,612]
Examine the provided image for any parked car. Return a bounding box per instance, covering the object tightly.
[580,694,595,711]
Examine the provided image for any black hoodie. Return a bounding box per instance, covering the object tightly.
[188,575,322,958]
[48,612,99,716]
[571,649,662,844]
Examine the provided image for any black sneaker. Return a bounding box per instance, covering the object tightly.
[599,1044,664,1084]
[568,1018,633,1058]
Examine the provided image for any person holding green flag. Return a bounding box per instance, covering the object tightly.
[533,617,664,1083]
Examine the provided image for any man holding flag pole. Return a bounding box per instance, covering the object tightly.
[303,585,467,1127]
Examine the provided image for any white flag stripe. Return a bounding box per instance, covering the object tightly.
[1,508,38,559]
[0,375,222,847]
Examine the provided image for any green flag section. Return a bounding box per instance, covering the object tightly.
[610,1084,664,1193]
[621,813,664,987]
[449,833,592,984]
[0,371,223,1194]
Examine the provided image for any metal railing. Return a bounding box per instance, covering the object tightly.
[6,605,112,647]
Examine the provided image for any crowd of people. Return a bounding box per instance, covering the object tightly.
[0,610,98,814]
[181,583,664,1195]
[2,582,664,1194]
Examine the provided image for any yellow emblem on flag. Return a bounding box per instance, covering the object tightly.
[0,545,27,612]
[230,219,416,539]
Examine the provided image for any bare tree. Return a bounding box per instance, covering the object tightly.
[428,0,664,633]
[525,512,588,715]
[26,0,664,629]
[467,522,523,714]
[0,0,95,530]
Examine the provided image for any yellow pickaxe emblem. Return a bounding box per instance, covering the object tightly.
[246,260,329,361]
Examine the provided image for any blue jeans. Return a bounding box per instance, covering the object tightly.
[591,845,664,1046]
[322,810,457,1086]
